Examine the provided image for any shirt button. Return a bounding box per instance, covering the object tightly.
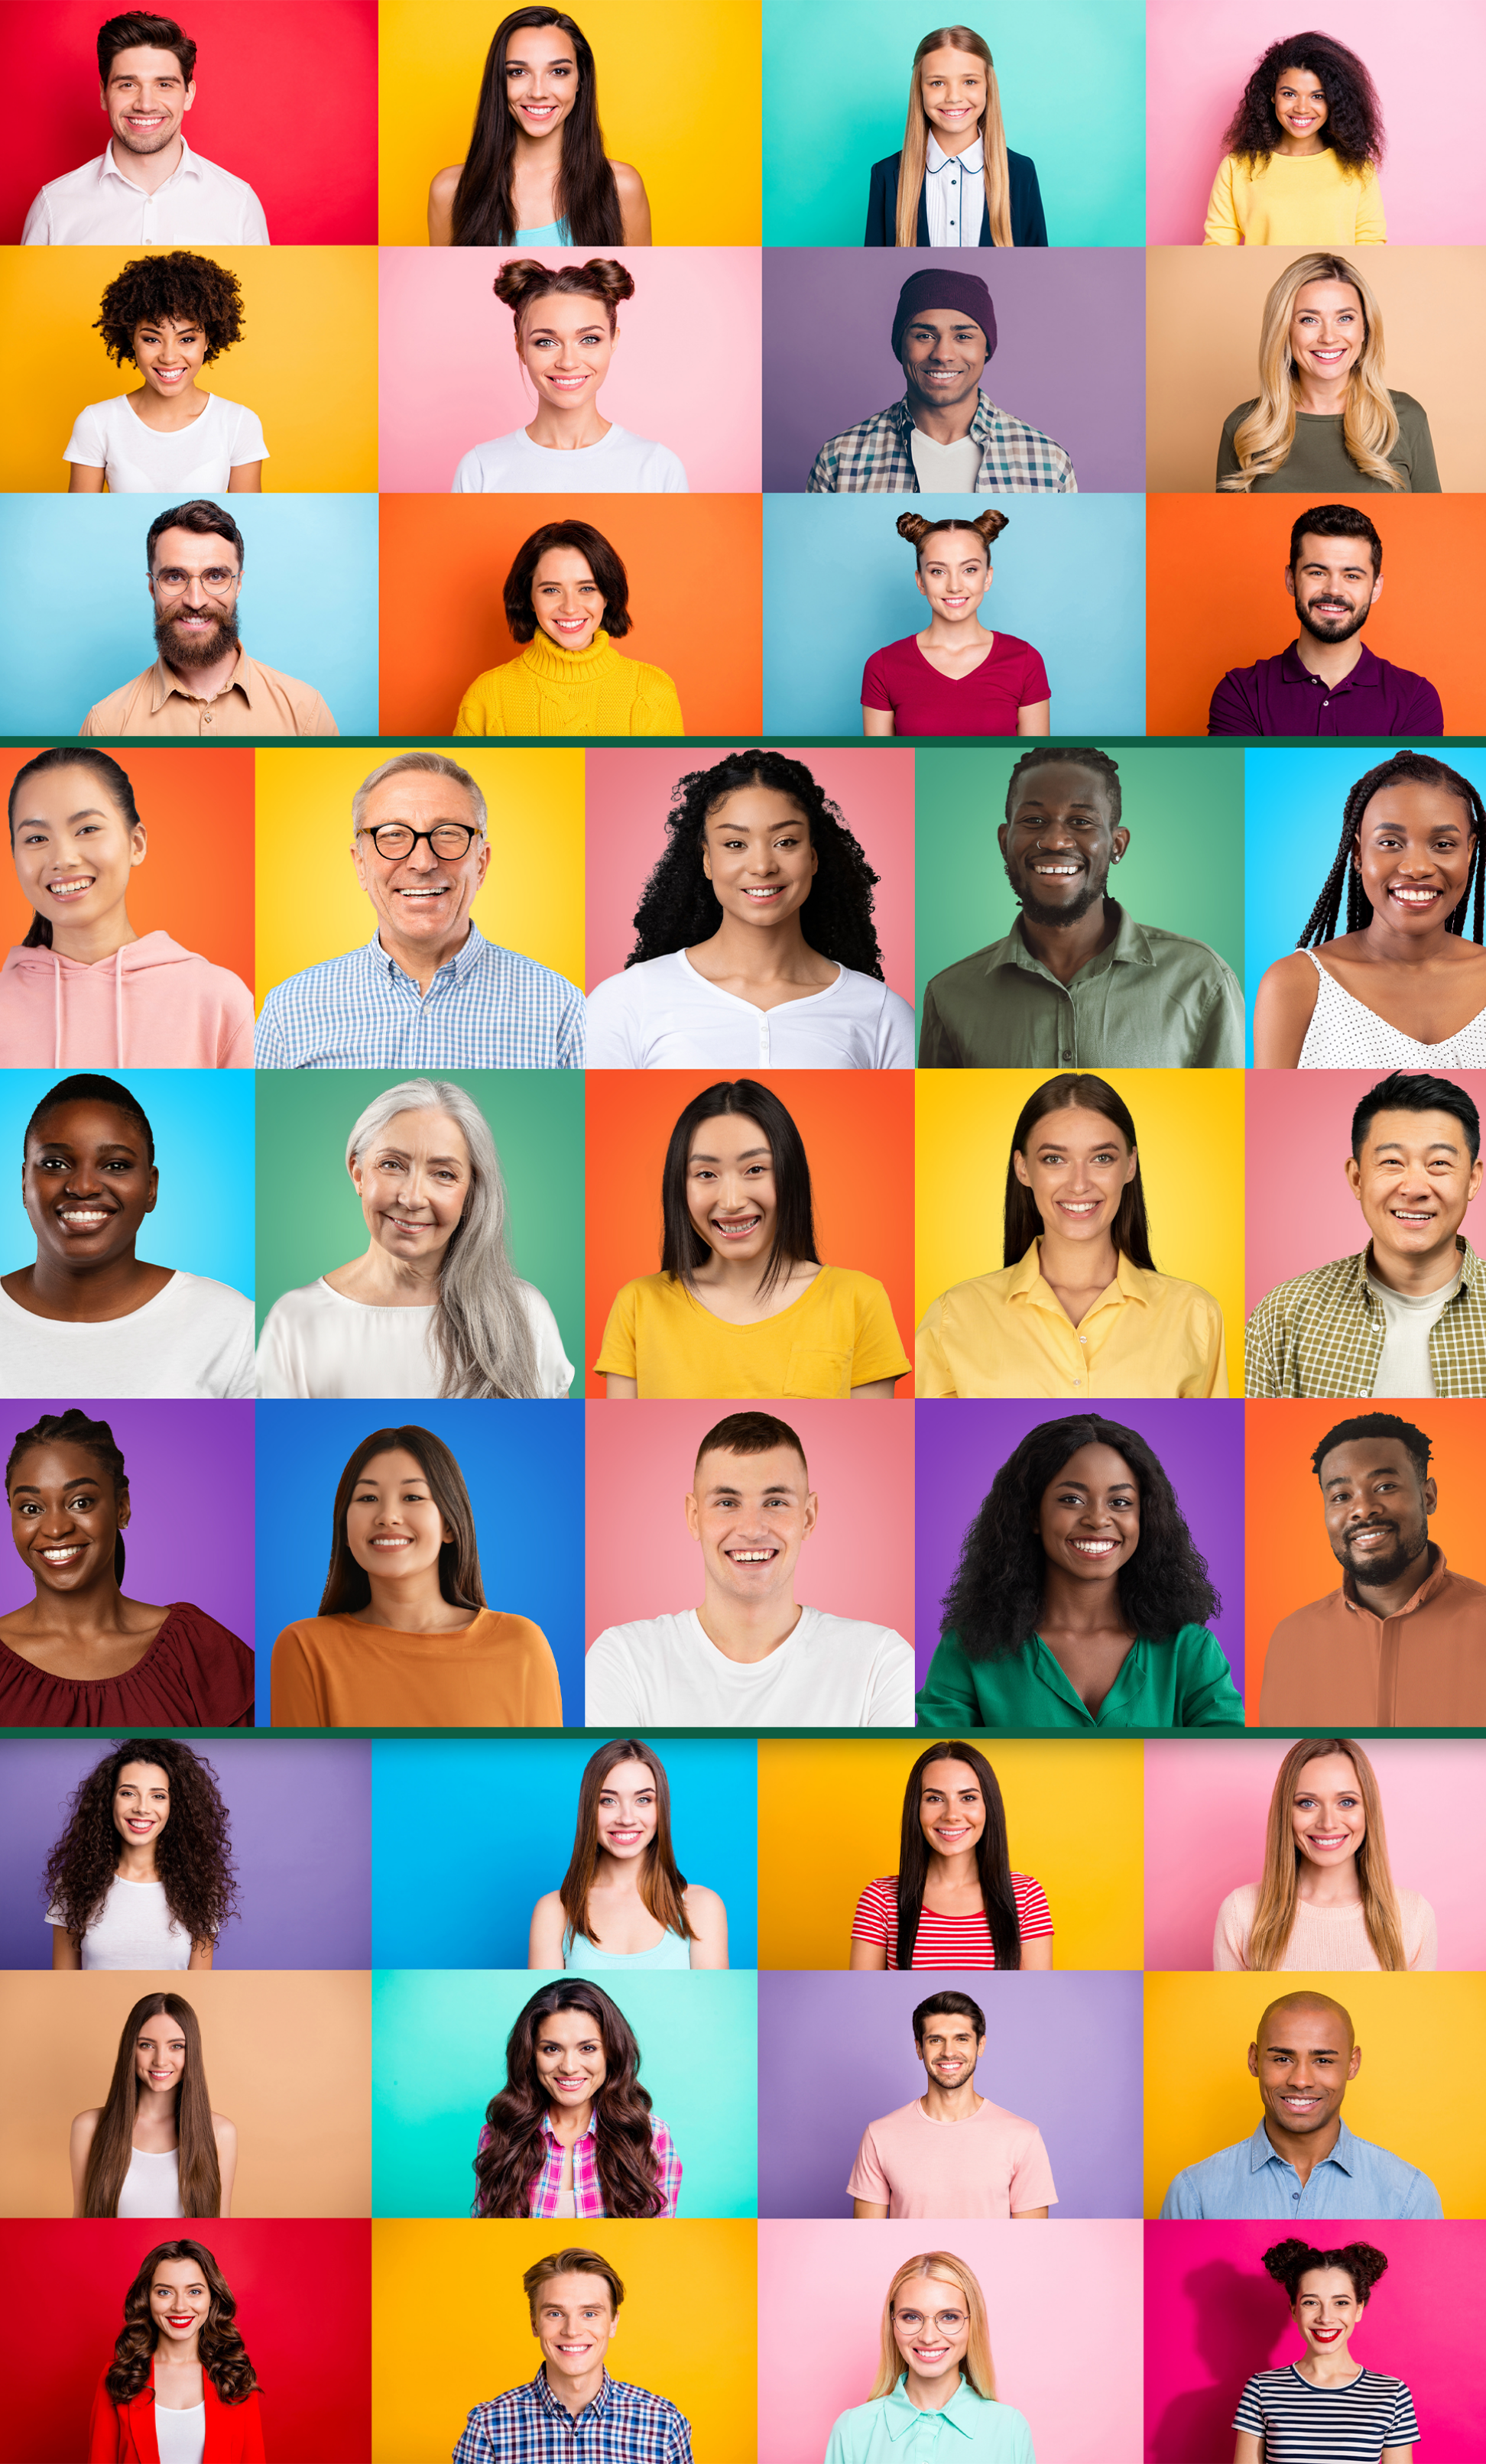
[1072,1378,1082,1387]
[203,711,213,726]
[1079,1336,1088,1346]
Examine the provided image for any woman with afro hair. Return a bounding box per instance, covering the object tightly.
[1203,34,1387,248]
[66,251,267,494]
[586,750,915,1067]
[44,1736,236,1971]
[1233,2239,1417,2462]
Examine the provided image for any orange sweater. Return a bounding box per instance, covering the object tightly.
[270,1606,562,1727]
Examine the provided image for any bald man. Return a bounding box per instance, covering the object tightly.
[1158,1991,1442,2219]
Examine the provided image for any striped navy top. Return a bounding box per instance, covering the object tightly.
[1233,2363,1419,2460]
[852,1874,1053,1968]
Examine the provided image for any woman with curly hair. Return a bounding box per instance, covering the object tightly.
[454,256,686,492]
[88,2237,264,2462]
[914,1412,1242,1731]
[472,1977,681,2218]
[1234,2239,1416,2463]
[527,1735,728,1972]
[429,6,651,248]
[66,250,266,495]
[862,513,1050,738]
[1203,34,1387,248]
[454,517,683,736]
[848,1740,1053,1971]
[1214,1736,1436,1972]
[1216,255,1437,494]
[71,1992,236,2219]
[586,750,914,1068]
[44,1736,235,1970]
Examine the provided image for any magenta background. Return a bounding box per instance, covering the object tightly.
[761,248,1147,494]
[759,2218,1144,2464]
[1144,2218,1486,2461]
[583,745,917,1000]
[0,1736,370,1968]
[756,1969,1143,2218]
[912,1399,1245,1694]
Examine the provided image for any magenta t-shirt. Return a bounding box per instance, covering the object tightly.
[860,631,1051,737]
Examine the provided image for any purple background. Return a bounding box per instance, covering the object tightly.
[0,1736,371,1967]
[913,1399,1246,1696]
[762,248,1147,494]
[758,1969,1142,2219]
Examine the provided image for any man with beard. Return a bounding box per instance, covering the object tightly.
[1208,504,1443,736]
[917,747,1244,1064]
[847,1989,1056,2219]
[79,500,336,734]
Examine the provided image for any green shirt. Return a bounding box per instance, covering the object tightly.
[915,1624,1244,1733]
[825,2378,1037,2462]
[1215,390,1441,494]
[1244,1237,1486,1396]
[917,903,1244,1068]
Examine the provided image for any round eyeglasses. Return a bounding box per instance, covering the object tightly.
[358,823,482,859]
[893,2309,968,2336]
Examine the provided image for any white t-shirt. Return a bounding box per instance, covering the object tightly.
[0,1270,255,1399]
[255,1276,574,1399]
[452,422,688,493]
[46,1874,191,1970]
[586,949,916,1069]
[154,2404,206,2464]
[64,393,269,493]
[909,426,984,492]
[584,1604,913,1728]
[1366,1269,1460,1398]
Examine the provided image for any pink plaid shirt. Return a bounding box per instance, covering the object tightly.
[479,2112,683,2218]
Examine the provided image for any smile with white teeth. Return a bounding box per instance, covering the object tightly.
[547,371,591,389]
[1056,1198,1101,1216]
[1306,1832,1348,1849]
[386,1215,433,1233]
[1348,1524,1396,1549]
[394,884,451,898]
[1069,1536,1118,1555]
[1390,886,1441,904]
[550,614,591,634]
[1308,345,1348,362]
[1030,861,1081,874]
[727,1547,777,1562]
[41,1544,86,1564]
[48,876,96,898]
[742,885,784,900]
[1388,1209,1435,1224]
[370,1534,414,1550]
[58,1207,111,1227]
[551,2072,589,2091]
[1279,2093,1323,2112]
[923,368,965,384]
[712,1214,761,1239]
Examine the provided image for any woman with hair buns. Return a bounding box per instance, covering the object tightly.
[1234,2239,1416,2463]
[1213,1736,1436,1973]
[861,512,1050,738]
[88,2237,265,2462]
[453,257,687,492]
[824,2250,1036,2459]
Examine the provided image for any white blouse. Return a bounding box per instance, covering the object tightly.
[63,391,269,491]
[1298,948,1486,1067]
[46,1874,190,1970]
[154,2402,206,2464]
[255,1276,575,1399]
[585,949,916,1068]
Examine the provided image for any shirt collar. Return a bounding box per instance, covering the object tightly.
[534,2367,613,2422]
[892,390,997,446]
[985,902,1153,984]
[365,917,487,982]
[1354,1235,1480,1305]
[1005,1239,1149,1311]
[1341,1542,1452,1619]
[1279,639,1382,694]
[881,2377,982,2440]
[926,133,985,174]
[1252,2117,1355,2175]
[148,643,253,713]
[100,131,199,193]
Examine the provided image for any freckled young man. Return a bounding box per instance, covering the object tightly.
[848,1989,1057,2220]
[452,2247,693,2464]
[1209,503,1443,737]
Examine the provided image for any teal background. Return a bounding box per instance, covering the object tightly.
[761,0,1147,245]
[370,1736,758,1966]
[372,1969,758,2218]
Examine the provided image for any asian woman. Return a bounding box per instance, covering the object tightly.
[528,1736,728,1972]
[270,1422,561,1727]
[45,1735,236,1970]
[453,517,684,736]
[88,2239,264,2464]
[861,513,1050,739]
[1234,2240,1416,2464]
[586,748,915,1068]
[1214,1736,1436,1972]
[429,6,651,248]
[454,256,686,491]
[0,1408,253,1730]
[472,1977,680,2217]
[915,1412,1244,1732]
[254,1077,573,1399]
[70,1991,235,2219]
[595,1076,910,1398]
[824,2250,1035,2461]
[1204,34,1387,248]
[848,1740,1053,1971]
[865,25,1047,248]
[2,747,255,1066]
[1216,254,1438,494]
[67,251,267,494]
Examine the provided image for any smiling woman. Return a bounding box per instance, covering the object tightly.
[1216,254,1438,495]
[453,256,686,493]
[66,251,267,495]
[70,1991,235,2221]
[89,2237,265,2464]
[861,512,1050,740]
[44,1734,235,1970]
[1204,33,1387,248]
[453,517,684,736]
[823,2251,1035,2462]
[1213,1736,1436,1973]
[1232,2239,1416,2464]
[472,1977,680,2218]
[428,5,651,248]
[528,1735,729,1973]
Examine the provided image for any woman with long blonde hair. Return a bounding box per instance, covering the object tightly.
[527,1736,729,1971]
[865,26,1046,250]
[1215,251,1439,493]
[1213,1736,1436,1972]
[824,2250,1036,2459]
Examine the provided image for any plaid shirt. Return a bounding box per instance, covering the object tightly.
[1245,1238,1486,1396]
[254,922,586,1068]
[807,391,1076,493]
[453,2371,693,2463]
[478,2112,683,2218]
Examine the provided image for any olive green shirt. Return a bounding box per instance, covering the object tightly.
[1215,390,1441,493]
[917,901,1245,1068]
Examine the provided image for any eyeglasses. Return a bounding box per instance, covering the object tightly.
[358,824,482,859]
[894,2309,968,2335]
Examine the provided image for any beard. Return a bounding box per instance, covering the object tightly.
[1336,1519,1429,1591]
[1297,594,1371,646]
[1006,861,1108,930]
[112,117,178,157]
[155,608,240,671]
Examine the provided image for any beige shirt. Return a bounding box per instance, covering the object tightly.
[80,647,337,737]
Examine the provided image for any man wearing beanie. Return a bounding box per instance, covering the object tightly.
[807,267,1076,493]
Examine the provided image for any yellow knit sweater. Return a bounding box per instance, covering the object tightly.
[1202,150,1386,246]
[453,630,685,737]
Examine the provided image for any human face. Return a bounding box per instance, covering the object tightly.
[1293,2267,1364,2359]
[352,775,488,955]
[918,45,988,150]
[534,2008,607,2111]
[135,2011,188,2099]
[1317,1438,1435,1593]
[914,537,990,625]
[891,2273,973,2384]
[148,527,242,671]
[518,293,615,410]
[9,767,145,939]
[1345,1106,1483,1269]
[532,2271,618,2382]
[684,1110,777,1266]
[1288,280,1364,387]
[919,1758,987,1859]
[503,22,579,139]
[131,313,207,401]
[114,1762,170,1852]
[349,1108,472,1269]
[149,2258,210,2351]
[1248,1999,1359,2137]
[7,1441,127,1593]
[595,1759,659,1862]
[345,1448,453,1587]
[1286,534,1382,645]
[701,786,817,935]
[1290,1752,1366,1873]
[999,761,1127,929]
[22,1098,157,1271]
[1351,782,1476,936]
[1273,63,1329,148]
[101,45,193,157]
[686,1444,816,1600]
[901,310,988,418]
[916,2011,982,2093]
[1012,1102,1137,1247]
[530,547,604,651]
[1037,1441,1140,1584]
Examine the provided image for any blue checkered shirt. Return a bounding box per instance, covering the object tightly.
[254,922,586,1068]
[807,391,1076,492]
[453,2371,693,2462]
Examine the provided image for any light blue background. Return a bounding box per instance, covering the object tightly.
[762,494,1146,734]
[371,1736,758,1967]
[0,494,378,733]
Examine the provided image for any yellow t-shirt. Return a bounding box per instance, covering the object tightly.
[916,1242,1229,1399]
[1202,151,1386,247]
[270,1607,562,1727]
[594,1263,911,1399]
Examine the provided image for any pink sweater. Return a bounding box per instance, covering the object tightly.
[0,931,254,1067]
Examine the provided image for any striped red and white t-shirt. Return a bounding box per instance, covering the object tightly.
[851,1873,1053,1969]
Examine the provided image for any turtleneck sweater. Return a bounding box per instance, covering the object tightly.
[453,629,684,737]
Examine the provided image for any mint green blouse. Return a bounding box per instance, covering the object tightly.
[915,1623,1244,1733]
[826,2378,1036,2460]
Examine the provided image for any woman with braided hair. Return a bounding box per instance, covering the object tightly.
[1254,751,1486,1065]
[1233,2238,1416,2462]
[861,511,1050,738]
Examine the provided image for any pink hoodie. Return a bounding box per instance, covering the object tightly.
[0,930,255,1068]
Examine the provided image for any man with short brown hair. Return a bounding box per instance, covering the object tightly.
[452,2247,693,2462]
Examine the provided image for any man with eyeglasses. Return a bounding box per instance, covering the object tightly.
[255,751,586,1068]
[79,499,337,736]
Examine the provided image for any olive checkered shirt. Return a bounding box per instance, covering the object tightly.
[807,391,1077,493]
[1244,1240,1486,1397]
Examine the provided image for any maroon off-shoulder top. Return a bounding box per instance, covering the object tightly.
[0,1602,255,1728]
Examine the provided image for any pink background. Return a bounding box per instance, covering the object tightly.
[377,248,761,493]
[1144,0,1486,245]
[1144,1736,1486,1970]
[584,746,916,998]
[758,2219,1143,2464]
[1144,2218,1486,2461]
[583,1396,915,1649]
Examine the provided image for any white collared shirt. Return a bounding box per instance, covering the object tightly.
[924,131,985,248]
[22,135,269,245]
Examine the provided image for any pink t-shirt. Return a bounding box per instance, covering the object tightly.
[846,2095,1058,2218]
[859,632,1050,737]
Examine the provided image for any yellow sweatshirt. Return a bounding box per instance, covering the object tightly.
[453,628,685,737]
[1202,150,1386,246]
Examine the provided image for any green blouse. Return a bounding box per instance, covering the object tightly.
[1215,390,1440,494]
[915,1623,1244,1733]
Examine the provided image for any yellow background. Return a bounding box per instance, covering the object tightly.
[914,1068,1248,1390]
[758,1738,1144,1970]
[0,248,378,493]
[372,2219,757,2462]
[1143,1972,1486,2218]
[377,0,763,245]
[253,746,585,1010]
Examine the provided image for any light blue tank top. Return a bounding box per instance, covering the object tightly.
[514,219,573,244]
[564,1926,691,1974]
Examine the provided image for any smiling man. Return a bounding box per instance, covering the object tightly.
[848,1989,1056,2220]
[453,2248,693,2464]
[807,267,1076,494]
[1209,504,1443,736]
[254,752,585,1068]
[1159,1991,1442,2219]
[582,1410,912,1727]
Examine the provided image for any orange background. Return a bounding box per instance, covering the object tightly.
[1144,494,1486,734]
[0,746,255,984]
[1244,1399,1486,1713]
[582,1069,917,1396]
[378,497,763,736]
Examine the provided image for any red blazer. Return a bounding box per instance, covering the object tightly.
[88,2368,266,2462]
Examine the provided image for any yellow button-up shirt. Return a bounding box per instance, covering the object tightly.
[916,1241,1229,1399]
[80,647,337,737]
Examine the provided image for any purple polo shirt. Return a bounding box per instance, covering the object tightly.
[1208,640,1444,737]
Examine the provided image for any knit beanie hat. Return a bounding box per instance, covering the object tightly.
[891,267,998,362]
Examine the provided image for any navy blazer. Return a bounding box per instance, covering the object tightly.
[864,147,1047,247]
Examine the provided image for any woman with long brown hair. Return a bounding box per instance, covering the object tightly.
[824,2249,1035,2459]
[70,1992,235,2219]
[428,7,651,248]
[527,1736,728,1972]
[87,2238,264,2462]
[1215,1736,1436,1971]
[472,1978,681,2218]
[864,26,1047,248]
[44,1734,236,1970]
[848,1741,1052,1972]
